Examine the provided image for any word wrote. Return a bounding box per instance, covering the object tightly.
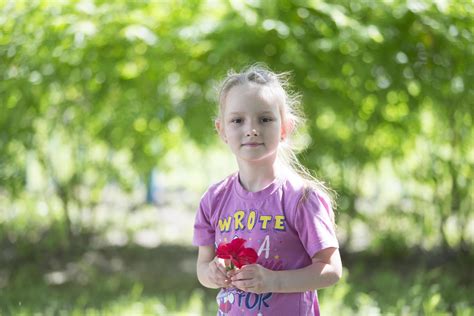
[218,210,286,232]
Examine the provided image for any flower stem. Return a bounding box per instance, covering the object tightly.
[226,262,235,271]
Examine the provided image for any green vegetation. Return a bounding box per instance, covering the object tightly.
[1,0,473,314]
[1,236,472,314]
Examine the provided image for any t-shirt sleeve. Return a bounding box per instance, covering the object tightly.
[293,191,339,258]
[192,190,215,246]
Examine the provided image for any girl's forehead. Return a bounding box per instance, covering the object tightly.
[224,83,282,114]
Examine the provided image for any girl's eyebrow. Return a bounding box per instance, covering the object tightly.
[228,111,275,115]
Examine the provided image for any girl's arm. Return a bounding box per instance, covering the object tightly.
[196,245,231,289]
[230,247,342,294]
[273,247,342,292]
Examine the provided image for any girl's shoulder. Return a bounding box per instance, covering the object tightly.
[200,172,237,202]
[281,174,332,213]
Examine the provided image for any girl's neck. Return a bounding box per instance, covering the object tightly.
[236,159,279,192]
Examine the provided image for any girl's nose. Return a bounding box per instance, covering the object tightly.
[246,128,258,137]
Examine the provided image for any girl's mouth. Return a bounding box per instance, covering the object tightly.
[242,143,263,147]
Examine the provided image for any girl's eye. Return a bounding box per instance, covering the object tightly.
[231,118,242,124]
[261,117,274,123]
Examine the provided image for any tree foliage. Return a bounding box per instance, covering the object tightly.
[1,0,472,250]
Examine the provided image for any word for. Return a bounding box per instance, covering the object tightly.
[236,292,272,311]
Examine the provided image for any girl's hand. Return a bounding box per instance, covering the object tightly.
[230,264,275,294]
[207,257,232,288]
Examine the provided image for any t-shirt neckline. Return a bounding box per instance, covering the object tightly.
[233,172,283,200]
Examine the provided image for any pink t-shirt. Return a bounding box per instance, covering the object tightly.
[193,173,339,316]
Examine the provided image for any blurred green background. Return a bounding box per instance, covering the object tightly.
[1,0,473,315]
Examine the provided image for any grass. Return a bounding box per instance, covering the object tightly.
[1,243,216,315]
[319,250,474,315]
[1,235,473,315]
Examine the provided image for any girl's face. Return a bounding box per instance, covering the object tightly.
[217,83,287,165]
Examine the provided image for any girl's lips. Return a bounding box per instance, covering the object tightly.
[242,143,263,147]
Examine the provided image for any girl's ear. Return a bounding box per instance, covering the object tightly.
[281,117,295,141]
[215,119,227,143]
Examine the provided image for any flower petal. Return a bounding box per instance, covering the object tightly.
[231,258,242,269]
[229,238,246,251]
[216,243,231,259]
[237,247,258,266]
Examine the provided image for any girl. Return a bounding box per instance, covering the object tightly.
[193,65,342,316]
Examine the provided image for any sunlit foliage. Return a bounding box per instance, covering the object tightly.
[1,0,472,252]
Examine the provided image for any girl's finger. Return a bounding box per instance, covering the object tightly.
[216,264,228,276]
[232,280,254,291]
[232,270,253,281]
[215,257,227,267]
[213,258,227,274]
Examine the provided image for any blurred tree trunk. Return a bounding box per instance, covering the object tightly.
[57,183,73,248]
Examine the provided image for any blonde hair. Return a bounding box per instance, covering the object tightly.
[216,64,337,215]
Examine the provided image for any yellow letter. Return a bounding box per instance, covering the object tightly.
[247,210,256,231]
[218,216,232,232]
[274,215,286,231]
[234,210,245,230]
[259,215,272,230]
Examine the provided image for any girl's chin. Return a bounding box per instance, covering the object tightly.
[237,154,277,164]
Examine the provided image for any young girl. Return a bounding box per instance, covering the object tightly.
[193,65,342,316]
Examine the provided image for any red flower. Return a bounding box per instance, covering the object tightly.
[216,238,258,269]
